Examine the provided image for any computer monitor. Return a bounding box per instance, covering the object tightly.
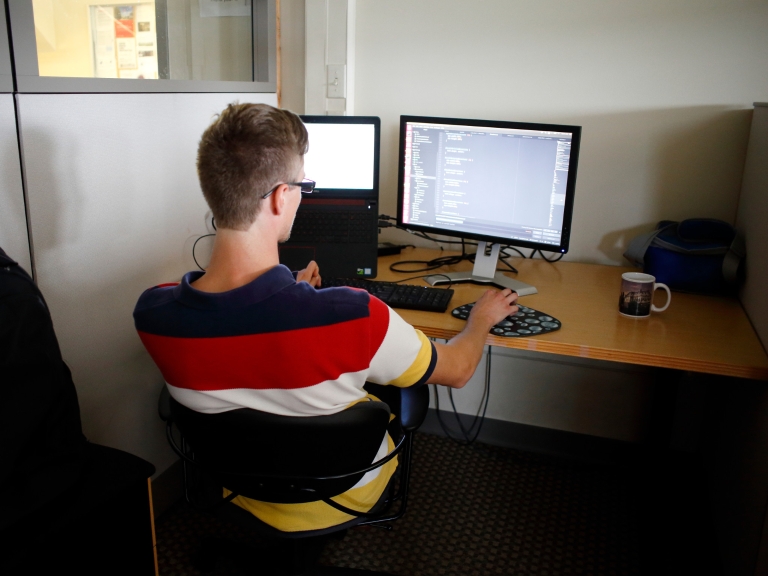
[280,116,380,278]
[301,116,380,195]
[397,115,581,295]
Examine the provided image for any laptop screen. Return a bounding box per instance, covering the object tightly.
[301,117,380,193]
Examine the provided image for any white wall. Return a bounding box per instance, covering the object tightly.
[354,0,768,265]
[19,92,276,477]
[0,95,31,274]
[279,0,768,442]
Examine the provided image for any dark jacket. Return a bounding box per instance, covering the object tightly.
[0,248,86,529]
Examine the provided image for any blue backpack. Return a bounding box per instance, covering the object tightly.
[623,219,745,296]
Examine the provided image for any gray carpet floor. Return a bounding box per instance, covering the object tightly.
[156,432,645,575]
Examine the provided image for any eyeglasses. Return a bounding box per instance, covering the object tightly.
[262,178,316,199]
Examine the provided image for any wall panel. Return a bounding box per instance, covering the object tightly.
[347,0,768,442]
[19,92,277,476]
[0,95,31,274]
[357,0,768,265]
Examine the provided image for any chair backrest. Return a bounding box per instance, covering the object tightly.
[169,397,392,504]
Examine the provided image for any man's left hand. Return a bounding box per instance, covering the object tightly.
[296,260,322,287]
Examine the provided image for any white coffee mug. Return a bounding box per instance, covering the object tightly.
[619,272,671,318]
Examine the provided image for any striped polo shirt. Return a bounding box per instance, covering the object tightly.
[134,265,436,531]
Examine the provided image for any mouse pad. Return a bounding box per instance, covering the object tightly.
[451,303,562,337]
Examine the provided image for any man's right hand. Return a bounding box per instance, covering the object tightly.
[468,288,519,331]
[296,260,322,287]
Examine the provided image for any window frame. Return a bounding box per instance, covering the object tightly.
[7,0,277,93]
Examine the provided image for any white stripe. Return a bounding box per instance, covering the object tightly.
[367,306,424,384]
[166,368,372,416]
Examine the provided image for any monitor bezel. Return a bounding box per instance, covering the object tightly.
[300,115,381,198]
[396,115,581,254]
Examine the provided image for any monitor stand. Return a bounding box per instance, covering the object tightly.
[423,242,538,296]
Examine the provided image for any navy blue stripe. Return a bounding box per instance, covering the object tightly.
[412,341,438,387]
[134,279,371,338]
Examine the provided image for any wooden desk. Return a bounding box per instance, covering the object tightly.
[376,248,768,380]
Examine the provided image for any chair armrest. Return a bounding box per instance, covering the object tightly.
[399,385,429,432]
[158,385,171,422]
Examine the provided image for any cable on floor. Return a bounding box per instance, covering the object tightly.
[432,345,492,446]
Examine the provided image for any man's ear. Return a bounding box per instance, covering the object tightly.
[270,184,290,215]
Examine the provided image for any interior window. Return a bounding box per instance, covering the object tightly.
[32,0,254,82]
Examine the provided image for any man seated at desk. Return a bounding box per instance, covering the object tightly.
[133,103,518,532]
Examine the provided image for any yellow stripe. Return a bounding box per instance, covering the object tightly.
[385,329,433,388]
[224,435,398,532]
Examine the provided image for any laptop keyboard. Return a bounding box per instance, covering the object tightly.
[291,211,377,244]
[322,278,454,313]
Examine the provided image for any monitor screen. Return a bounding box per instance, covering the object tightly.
[397,116,581,253]
[301,116,380,193]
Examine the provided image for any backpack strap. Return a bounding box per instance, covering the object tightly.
[722,232,746,285]
[623,222,677,267]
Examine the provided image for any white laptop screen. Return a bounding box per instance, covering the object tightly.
[302,122,376,190]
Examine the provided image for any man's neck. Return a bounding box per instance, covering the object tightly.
[191,226,280,293]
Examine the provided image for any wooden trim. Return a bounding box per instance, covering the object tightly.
[276,0,282,107]
[147,478,159,576]
[415,327,768,380]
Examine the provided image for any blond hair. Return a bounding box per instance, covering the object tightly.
[196,103,308,230]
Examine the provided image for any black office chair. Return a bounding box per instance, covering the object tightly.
[159,382,429,575]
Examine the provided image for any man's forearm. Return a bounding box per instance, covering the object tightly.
[426,287,517,389]
[428,318,492,388]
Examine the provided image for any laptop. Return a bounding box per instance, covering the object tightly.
[278,116,381,278]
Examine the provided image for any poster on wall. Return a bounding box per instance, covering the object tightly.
[92,6,117,78]
[114,6,135,38]
[199,0,251,18]
[135,3,159,79]
[114,6,138,76]
[116,37,138,72]
[90,3,159,79]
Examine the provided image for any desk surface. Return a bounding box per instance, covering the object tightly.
[375,248,768,380]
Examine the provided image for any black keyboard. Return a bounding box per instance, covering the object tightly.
[322,278,454,313]
[291,211,377,244]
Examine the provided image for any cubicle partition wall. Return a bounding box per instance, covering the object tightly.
[18,91,276,478]
[0,95,31,275]
[1,1,279,485]
[0,2,32,275]
[737,104,768,352]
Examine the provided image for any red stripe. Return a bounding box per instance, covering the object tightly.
[156,282,179,288]
[300,199,366,206]
[138,315,386,391]
[367,296,389,359]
